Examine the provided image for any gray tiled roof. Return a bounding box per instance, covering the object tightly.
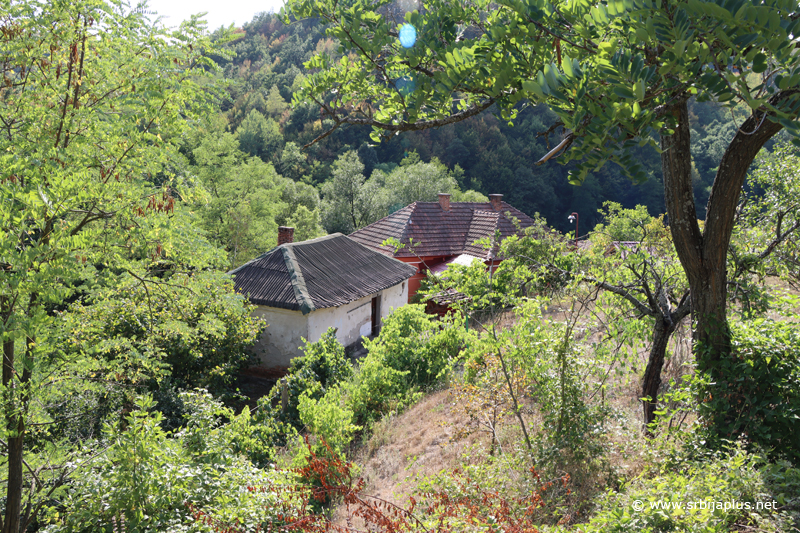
[229,234,416,315]
[349,201,537,259]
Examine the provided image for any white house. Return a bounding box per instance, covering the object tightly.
[230,229,416,369]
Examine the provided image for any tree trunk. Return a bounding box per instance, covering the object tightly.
[2,331,35,533]
[660,97,782,366]
[2,337,21,533]
[698,96,784,363]
[642,317,676,431]
[660,99,710,352]
[3,420,24,533]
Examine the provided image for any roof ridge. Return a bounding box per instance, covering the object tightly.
[286,232,343,248]
[464,208,501,259]
[282,246,316,315]
[349,205,413,239]
[228,233,346,276]
[399,202,419,245]
[228,250,271,275]
[348,198,539,260]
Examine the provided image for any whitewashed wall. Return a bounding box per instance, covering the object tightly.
[253,280,410,368]
[250,306,308,368]
[380,279,409,323]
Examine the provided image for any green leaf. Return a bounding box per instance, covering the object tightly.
[614,86,634,99]
[752,52,768,74]
[634,79,645,101]
[562,55,574,77]
[522,80,546,98]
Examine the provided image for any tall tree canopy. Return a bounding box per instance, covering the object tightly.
[0,2,224,530]
[285,0,800,363]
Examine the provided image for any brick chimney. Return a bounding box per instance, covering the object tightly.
[278,226,294,246]
[438,193,451,212]
[489,194,503,212]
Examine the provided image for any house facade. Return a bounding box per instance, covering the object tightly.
[230,230,416,369]
[349,194,538,302]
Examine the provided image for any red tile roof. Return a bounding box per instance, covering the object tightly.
[349,201,537,260]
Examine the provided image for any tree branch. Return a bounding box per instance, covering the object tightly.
[305,97,497,149]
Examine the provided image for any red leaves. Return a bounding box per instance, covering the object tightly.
[142,190,176,215]
[189,436,569,533]
[554,38,562,67]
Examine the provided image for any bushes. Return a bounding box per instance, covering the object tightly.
[39,270,264,445]
[349,305,468,427]
[298,386,360,454]
[362,304,465,389]
[698,320,800,462]
[582,444,800,533]
[268,306,468,451]
[252,307,469,515]
[43,392,296,533]
[264,328,353,430]
[347,354,419,427]
[59,270,263,396]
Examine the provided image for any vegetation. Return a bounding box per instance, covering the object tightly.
[2,0,800,531]
[285,0,800,371]
[698,320,800,463]
[199,6,760,236]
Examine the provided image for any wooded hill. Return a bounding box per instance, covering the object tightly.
[196,11,782,243]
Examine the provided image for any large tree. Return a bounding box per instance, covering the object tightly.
[284,0,800,366]
[0,2,222,531]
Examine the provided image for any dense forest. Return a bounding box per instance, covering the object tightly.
[178,10,783,268]
[2,1,800,532]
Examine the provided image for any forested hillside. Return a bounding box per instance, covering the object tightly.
[193,10,777,248]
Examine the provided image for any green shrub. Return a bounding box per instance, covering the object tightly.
[229,403,298,468]
[267,328,353,430]
[261,308,466,452]
[698,319,800,462]
[43,393,296,533]
[347,354,420,427]
[582,444,800,533]
[174,389,297,469]
[362,304,465,389]
[344,304,466,427]
[60,271,263,393]
[298,386,360,454]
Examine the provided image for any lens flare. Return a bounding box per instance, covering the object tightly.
[399,24,417,48]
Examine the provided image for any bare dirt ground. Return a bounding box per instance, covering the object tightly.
[344,389,487,508]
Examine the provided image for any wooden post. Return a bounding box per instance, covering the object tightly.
[280,377,288,412]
